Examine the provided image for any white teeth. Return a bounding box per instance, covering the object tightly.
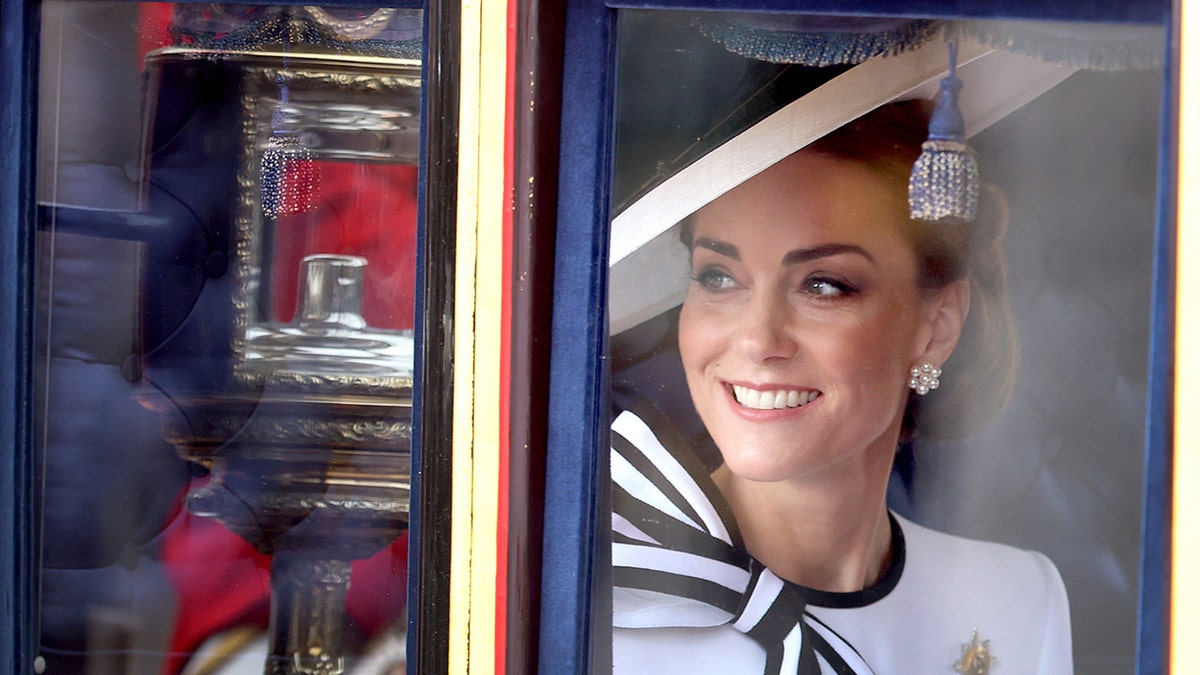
[731,385,820,410]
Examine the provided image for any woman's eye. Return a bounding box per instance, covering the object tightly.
[802,276,855,297]
[691,267,737,290]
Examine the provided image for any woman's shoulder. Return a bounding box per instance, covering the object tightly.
[876,514,1073,673]
[894,513,1065,598]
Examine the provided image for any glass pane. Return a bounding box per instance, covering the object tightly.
[608,10,1163,674]
[35,3,421,673]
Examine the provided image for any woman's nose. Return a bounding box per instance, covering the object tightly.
[735,291,797,362]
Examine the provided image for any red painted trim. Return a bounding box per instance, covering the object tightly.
[496,0,519,670]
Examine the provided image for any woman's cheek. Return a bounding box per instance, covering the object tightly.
[680,303,720,350]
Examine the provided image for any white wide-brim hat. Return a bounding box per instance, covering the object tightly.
[607,17,1162,335]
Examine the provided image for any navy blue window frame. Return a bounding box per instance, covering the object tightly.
[0,2,459,673]
[540,1,1176,673]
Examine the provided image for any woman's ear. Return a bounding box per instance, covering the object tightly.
[914,278,971,367]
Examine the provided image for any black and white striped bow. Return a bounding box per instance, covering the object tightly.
[611,406,875,675]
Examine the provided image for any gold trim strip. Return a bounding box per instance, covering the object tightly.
[448,0,482,669]
[449,0,508,671]
[1173,0,1199,671]
[469,0,509,670]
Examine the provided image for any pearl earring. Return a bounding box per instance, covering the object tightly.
[908,363,941,396]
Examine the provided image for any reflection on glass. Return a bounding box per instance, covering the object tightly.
[35,4,421,673]
[607,11,1162,674]
[269,164,418,332]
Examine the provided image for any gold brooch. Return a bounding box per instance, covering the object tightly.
[954,629,995,674]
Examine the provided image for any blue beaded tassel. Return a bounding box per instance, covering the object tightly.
[909,40,979,223]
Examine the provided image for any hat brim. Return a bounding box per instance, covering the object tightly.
[608,36,1077,335]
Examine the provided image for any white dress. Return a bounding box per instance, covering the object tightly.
[611,407,1073,675]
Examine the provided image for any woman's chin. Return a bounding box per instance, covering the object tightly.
[716,445,822,484]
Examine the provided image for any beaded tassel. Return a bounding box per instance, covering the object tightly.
[261,132,319,217]
[260,21,319,218]
[909,40,979,223]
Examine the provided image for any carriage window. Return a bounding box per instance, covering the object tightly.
[607,10,1164,673]
[34,3,421,672]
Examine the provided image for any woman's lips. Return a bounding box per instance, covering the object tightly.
[730,384,821,410]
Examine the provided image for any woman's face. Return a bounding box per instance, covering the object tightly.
[678,150,960,485]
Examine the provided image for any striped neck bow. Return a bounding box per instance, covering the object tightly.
[611,406,877,675]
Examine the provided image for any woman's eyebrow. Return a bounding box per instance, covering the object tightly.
[692,237,739,260]
[782,243,875,265]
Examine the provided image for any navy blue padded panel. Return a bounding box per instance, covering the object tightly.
[1,0,38,670]
[34,229,193,570]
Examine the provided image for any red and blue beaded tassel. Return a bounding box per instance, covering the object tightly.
[260,22,320,218]
[909,40,979,223]
[260,120,320,217]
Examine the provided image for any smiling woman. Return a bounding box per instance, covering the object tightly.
[577,4,1169,674]
[610,99,1068,675]
[680,144,964,481]
[682,145,966,574]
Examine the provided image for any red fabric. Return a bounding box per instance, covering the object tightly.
[272,162,419,331]
[346,532,410,636]
[136,3,175,70]
[160,504,272,675]
[160,489,409,674]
